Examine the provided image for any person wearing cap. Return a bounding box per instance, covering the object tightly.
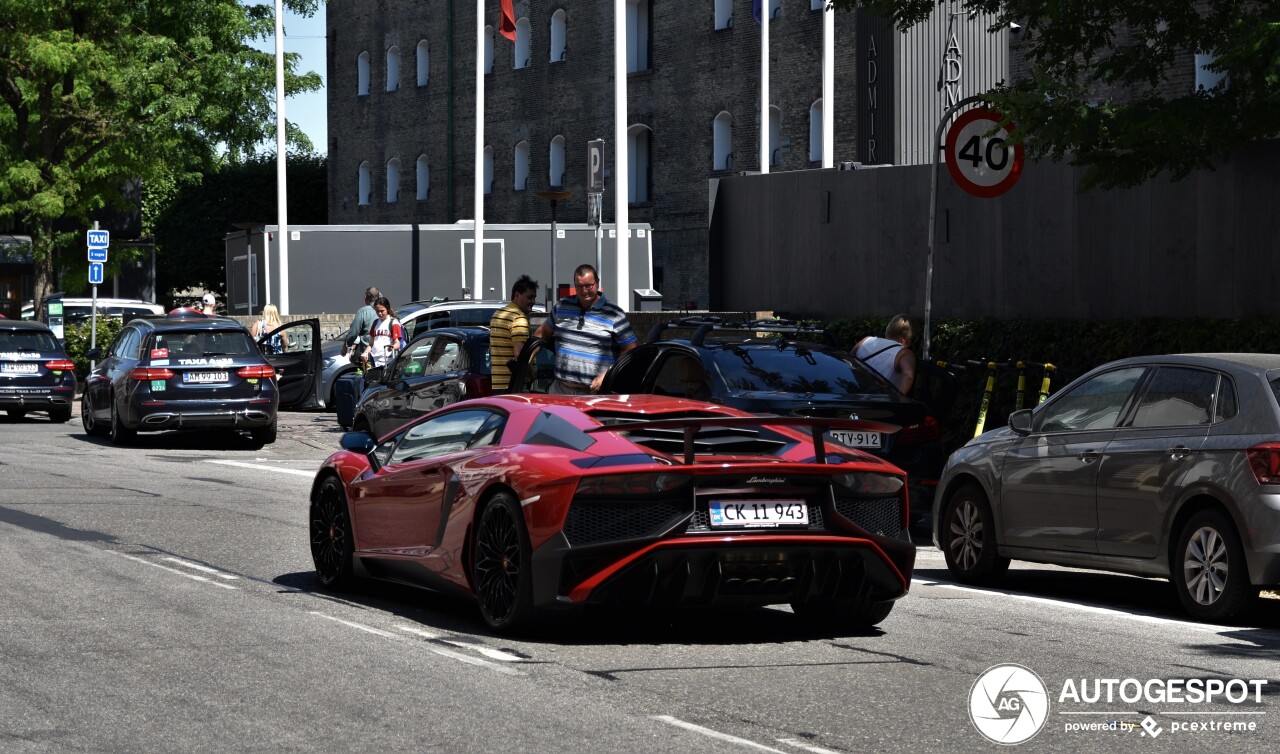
[201,293,217,316]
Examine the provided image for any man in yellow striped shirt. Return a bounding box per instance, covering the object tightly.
[489,275,539,392]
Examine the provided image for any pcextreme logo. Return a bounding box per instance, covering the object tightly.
[969,664,1050,745]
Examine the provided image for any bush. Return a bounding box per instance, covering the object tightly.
[63,317,123,380]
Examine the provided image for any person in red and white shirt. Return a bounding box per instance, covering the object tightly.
[367,297,403,370]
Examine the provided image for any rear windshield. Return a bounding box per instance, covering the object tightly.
[150,330,257,359]
[0,330,59,351]
[711,345,894,396]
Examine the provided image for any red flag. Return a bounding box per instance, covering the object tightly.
[499,0,516,41]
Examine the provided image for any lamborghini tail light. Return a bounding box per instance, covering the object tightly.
[575,473,691,496]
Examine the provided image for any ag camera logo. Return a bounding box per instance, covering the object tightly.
[969,664,1050,745]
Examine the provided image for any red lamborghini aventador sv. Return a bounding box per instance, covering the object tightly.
[309,394,916,634]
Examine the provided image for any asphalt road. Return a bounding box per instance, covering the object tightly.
[2,408,1278,753]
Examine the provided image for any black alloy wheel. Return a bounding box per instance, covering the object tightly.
[940,483,1010,584]
[310,476,355,588]
[473,492,535,633]
[109,398,136,445]
[82,392,107,436]
[1172,509,1256,622]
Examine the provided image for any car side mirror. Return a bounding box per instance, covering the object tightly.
[86,347,101,360]
[340,431,377,454]
[1008,409,1033,436]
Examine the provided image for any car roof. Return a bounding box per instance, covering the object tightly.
[0,319,55,333]
[1097,353,1280,373]
[129,316,250,333]
[406,326,489,343]
[400,299,547,313]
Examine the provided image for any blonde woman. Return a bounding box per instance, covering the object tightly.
[252,304,287,353]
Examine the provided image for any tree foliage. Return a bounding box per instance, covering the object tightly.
[150,152,327,307]
[0,0,323,301]
[840,1,1280,189]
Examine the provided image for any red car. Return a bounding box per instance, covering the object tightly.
[309,394,916,633]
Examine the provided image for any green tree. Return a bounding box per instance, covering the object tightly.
[841,1,1280,188]
[150,152,327,305]
[0,0,323,303]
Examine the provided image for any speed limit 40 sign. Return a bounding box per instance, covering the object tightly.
[944,107,1024,198]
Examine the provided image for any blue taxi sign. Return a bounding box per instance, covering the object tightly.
[87,229,109,248]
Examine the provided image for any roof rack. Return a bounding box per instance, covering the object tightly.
[647,317,837,347]
[645,315,725,343]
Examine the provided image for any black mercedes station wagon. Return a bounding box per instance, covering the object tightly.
[0,319,77,422]
[82,315,319,445]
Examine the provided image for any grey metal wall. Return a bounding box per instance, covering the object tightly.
[224,224,654,315]
[895,2,1009,165]
[709,139,1280,320]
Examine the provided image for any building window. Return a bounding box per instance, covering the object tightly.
[713,112,732,171]
[769,105,782,167]
[514,17,531,69]
[485,26,494,75]
[483,146,494,194]
[358,161,371,205]
[714,0,732,30]
[357,52,370,95]
[550,10,567,62]
[626,0,650,73]
[417,40,430,86]
[549,135,566,187]
[386,47,400,92]
[417,155,430,200]
[811,0,824,10]
[809,99,822,163]
[386,158,401,203]
[627,124,651,203]
[514,141,530,191]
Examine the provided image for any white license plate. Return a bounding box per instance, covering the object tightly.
[709,500,809,528]
[828,430,882,449]
[1,362,38,374]
[184,371,228,384]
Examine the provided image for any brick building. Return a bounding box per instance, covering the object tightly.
[325,1,1012,309]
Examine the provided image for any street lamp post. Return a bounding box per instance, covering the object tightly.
[534,189,573,306]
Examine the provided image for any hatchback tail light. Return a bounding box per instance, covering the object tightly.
[45,359,76,371]
[1246,442,1280,484]
[460,373,491,397]
[237,365,276,379]
[896,415,941,445]
[130,367,174,381]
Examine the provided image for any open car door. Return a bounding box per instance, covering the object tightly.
[260,319,322,409]
[505,335,557,394]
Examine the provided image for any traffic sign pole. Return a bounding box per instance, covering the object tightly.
[88,221,109,370]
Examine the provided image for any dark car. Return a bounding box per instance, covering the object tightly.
[310,394,915,634]
[0,319,77,422]
[81,315,320,445]
[935,353,1280,623]
[511,318,945,529]
[350,327,491,438]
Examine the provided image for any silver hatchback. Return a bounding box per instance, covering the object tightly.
[934,353,1280,623]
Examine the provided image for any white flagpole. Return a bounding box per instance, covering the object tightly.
[822,3,834,169]
[614,0,629,306]
[272,0,288,312]
[760,3,770,174]
[473,2,485,299]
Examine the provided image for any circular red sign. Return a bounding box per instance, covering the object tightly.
[944,107,1025,198]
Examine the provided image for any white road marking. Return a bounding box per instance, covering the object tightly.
[161,557,239,580]
[442,640,528,662]
[396,626,522,675]
[912,577,1224,633]
[205,459,315,477]
[110,552,237,590]
[776,738,844,754]
[311,611,400,638]
[651,716,787,753]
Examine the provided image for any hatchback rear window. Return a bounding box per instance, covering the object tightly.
[712,346,892,396]
[0,330,59,351]
[151,330,257,359]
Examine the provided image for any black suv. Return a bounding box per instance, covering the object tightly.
[82,314,320,445]
[511,318,944,529]
[0,319,77,422]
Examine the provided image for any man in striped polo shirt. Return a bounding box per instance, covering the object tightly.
[534,264,637,394]
[489,274,539,392]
